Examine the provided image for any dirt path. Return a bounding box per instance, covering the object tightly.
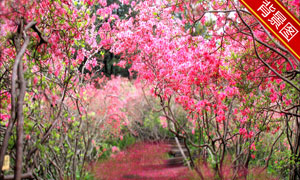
[92,141,196,180]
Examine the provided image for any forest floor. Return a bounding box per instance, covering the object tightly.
[91,142,197,180]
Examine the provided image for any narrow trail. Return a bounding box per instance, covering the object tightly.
[92,141,196,180]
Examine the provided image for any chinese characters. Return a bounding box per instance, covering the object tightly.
[257,0,298,41]
[269,11,286,29]
[257,0,275,17]
[280,22,299,42]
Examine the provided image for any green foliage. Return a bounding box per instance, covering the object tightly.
[117,134,136,150]
[76,171,95,180]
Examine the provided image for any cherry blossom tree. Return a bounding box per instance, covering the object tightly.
[0,0,121,179]
[1,0,300,179]
[111,0,300,178]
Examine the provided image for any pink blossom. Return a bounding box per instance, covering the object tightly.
[240,116,248,124]
[96,9,102,15]
[117,60,127,68]
[233,108,238,115]
[160,116,168,128]
[102,22,111,31]
[280,83,286,90]
[216,115,225,123]
[120,0,129,5]
[239,128,247,136]
[292,0,300,5]
[248,131,254,139]
[112,146,119,153]
[131,1,136,6]
[99,0,107,6]
[285,99,292,106]
[51,95,59,106]
[33,77,38,86]
[26,135,31,140]
[219,92,226,101]
[250,143,256,151]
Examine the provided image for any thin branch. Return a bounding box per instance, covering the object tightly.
[263,130,284,170]
[234,4,300,92]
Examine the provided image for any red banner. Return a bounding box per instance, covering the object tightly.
[238,0,300,62]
